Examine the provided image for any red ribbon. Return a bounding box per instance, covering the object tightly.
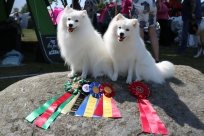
[34,92,72,127]
[129,81,168,135]
[100,84,115,98]
[93,84,121,118]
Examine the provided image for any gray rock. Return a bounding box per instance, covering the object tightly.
[0,65,204,136]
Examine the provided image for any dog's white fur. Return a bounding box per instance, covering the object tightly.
[104,14,175,84]
[57,6,113,79]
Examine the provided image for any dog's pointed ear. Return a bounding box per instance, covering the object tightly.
[132,19,138,27]
[82,10,87,17]
[116,13,125,21]
[64,5,71,12]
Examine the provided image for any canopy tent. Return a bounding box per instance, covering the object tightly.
[0,0,62,63]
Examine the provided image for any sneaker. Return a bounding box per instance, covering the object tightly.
[173,49,185,54]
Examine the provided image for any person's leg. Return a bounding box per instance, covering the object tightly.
[15,33,22,52]
[180,20,188,51]
[148,26,159,62]
[158,19,170,46]
[174,20,188,53]
[140,27,144,40]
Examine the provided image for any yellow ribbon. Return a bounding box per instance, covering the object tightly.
[83,95,98,117]
[103,94,112,117]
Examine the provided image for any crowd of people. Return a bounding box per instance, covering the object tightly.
[11,0,203,64]
[75,0,202,62]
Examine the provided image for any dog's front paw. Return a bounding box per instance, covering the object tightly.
[81,73,87,79]
[111,74,118,81]
[135,76,141,81]
[126,77,132,84]
[68,72,75,78]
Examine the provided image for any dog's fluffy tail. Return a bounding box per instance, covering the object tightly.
[156,61,175,79]
[93,56,113,79]
[138,61,175,84]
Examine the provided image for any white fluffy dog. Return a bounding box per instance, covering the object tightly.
[57,6,113,79]
[104,14,175,84]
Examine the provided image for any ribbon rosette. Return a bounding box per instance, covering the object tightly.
[94,84,121,118]
[75,82,102,117]
[26,76,86,129]
[61,77,89,115]
[67,81,92,116]
[129,81,168,135]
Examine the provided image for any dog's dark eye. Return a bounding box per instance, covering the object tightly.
[68,18,70,21]
[75,20,78,22]
[118,27,121,29]
[126,29,129,31]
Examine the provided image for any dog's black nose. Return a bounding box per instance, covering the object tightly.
[120,33,124,36]
[69,24,73,27]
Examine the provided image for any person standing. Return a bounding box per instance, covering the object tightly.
[174,0,202,54]
[121,0,132,18]
[12,12,22,52]
[131,0,160,63]
[70,0,82,10]
[83,0,98,28]
[156,0,171,46]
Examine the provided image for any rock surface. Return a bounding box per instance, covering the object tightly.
[0,65,204,136]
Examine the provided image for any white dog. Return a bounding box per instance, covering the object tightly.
[104,14,175,84]
[57,6,113,79]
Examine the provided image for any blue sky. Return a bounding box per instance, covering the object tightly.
[13,0,86,12]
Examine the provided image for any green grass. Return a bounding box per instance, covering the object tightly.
[0,29,203,91]
[155,44,204,73]
[21,29,38,42]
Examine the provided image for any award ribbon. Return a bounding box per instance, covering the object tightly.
[94,84,121,118]
[68,82,91,115]
[129,81,168,135]
[61,77,88,114]
[25,93,63,122]
[75,82,102,117]
[41,94,75,129]
[26,76,87,129]
[34,92,73,127]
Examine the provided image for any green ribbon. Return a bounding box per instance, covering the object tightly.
[26,93,63,122]
[26,76,87,128]
[42,94,75,129]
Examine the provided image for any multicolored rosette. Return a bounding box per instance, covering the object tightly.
[25,76,86,129]
[64,76,86,94]
[67,81,92,116]
[93,84,121,118]
[129,81,168,135]
[60,77,88,115]
[89,82,102,98]
[78,81,92,96]
[75,82,102,117]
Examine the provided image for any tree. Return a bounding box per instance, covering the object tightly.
[20,3,29,14]
[13,7,19,13]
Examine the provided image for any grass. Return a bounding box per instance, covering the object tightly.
[0,29,203,91]
[21,29,38,42]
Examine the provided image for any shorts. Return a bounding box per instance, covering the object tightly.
[131,0,157,28]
